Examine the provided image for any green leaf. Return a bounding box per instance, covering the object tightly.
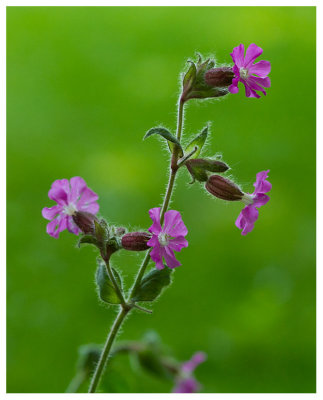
[96,260,122,304]
[135,348,170,379]
[94,219,108,244]
[185,126,208,159]
[144,127,183,156]
[131,267,173,302]
[182,61,196,90]
[77,235,98,248]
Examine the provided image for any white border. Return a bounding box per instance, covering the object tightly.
[2,1,319,399]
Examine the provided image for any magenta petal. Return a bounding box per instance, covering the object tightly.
[48,179,70,205]
[70,176,87,202]
[163,210,188,237]
[46,215,68,238]
[230,44,245,68]
[173,378,200,393]
[242,204,259,224]
[147,235,159,247]
[229,82,239,94]
[235,212,245,230]
[150,244,164,270]
[244,43,263,67]
[42,205,62,220]
[253,193,270,208]
[168,236,188,252]
[249,75,271,89]
[244,83,261,98]
[182,352,206,373]
[148,207,162,234]
[163,247,181,269]
[249,60,271,77]
[66,216,80,235]
[254,170,271,193]
[77,187,99,209]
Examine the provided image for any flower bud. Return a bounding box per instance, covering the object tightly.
[204,67,234,88]
[205,175,243,201]
[73,211,98,234]
[121,232,151,251]
[186,158,229,183]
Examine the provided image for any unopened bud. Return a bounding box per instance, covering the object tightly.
[205,175,243,201]
[73,211,98,234]
[204,67,234,88]
[121,232,151,251]
[186,158,229,183]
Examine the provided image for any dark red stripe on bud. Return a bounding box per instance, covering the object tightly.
[121,232,151,251]
[205,175,243,201]
[73,211,98,234]
[204,67,234,88]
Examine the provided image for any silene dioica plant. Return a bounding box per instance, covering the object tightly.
[42,44,272,393]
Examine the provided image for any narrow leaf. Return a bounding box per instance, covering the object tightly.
[182,61,196,89]
[144,127,183,155]
[185,126,208,159]
[77,235,98,248]
[132,267,173,302]
[96,260,122,304]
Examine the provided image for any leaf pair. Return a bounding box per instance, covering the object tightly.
[144,127,183,156]
[96,260,123,305]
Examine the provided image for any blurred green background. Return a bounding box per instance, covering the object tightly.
[7,6,316,393]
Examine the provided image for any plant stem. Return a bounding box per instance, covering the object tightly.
[101,252,126,306]
[87,96,185,393]
[88,307,129,393]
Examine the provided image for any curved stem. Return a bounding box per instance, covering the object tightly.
[88,96,186,393]
[88,307,129,393]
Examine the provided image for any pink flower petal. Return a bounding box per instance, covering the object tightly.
[148,207,162,234]
[228,82,239,94]
[46,215,68,238]
[168,236,188,252]
[150,244,164,270]
[244,43,263,67]
[163,246,181,269]
[230,44,245,68]
[77,187,99,210]
[70,176,87,202]
[254,170,271,193]
[244,83,261,98]
[66,216,80,235]
[173,377,200,393]
[253,193,270,208]
[48,179,70,205]
[182,352,206,373]
[42,205,63,220]
[249,60,271,77]
[163,210,188,237]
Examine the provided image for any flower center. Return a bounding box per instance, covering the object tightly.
[158,232,170,247]
[242,193,254,206]
[63,202,78,216]
[239,67,249,80]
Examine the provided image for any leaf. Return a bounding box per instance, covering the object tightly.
[185,126,208,159]
[94,219,108,244]
[144,127,183,156]
[77,234,98,248]
[96,260,122,304]
[131,267,173,302]
[182,61,196,90]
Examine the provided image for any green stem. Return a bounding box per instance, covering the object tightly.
[88,96,186,393]
[88,307,129,393]
[101,253,126,306]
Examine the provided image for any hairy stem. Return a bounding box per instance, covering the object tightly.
[101,252,126,306]
[88,307,129,393]
[87,96,185,393]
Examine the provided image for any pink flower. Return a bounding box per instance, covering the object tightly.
[173,352,206,393]
[147,207,188,270]
[42,177,99,238]
[236,170,271,235]
[229,43,271,98]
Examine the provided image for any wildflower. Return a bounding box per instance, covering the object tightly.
[42,177,99,238]
[147,207,188,270]
[229,43,271,98]
[173,352,206,393]
[236,170,271,235]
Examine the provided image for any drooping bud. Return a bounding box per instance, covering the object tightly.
[73,211,98,234]
[186,158,229,183]
[205,175,243,201]
[181,55,229,102]
[204,67,234,88]
[121,232,151,251]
